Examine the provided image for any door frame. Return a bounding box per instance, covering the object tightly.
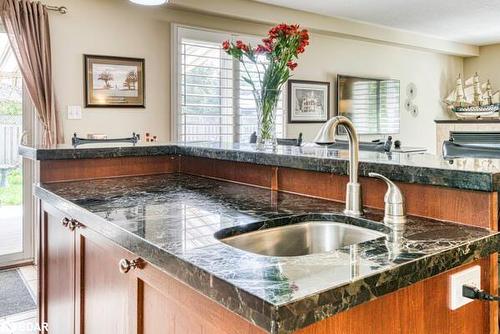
[0,85,37,268]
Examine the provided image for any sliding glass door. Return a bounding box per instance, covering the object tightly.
[0,31,33,267]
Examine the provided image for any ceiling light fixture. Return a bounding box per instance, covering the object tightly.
[129,0,168,5]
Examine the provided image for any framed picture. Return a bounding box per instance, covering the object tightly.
[287,80,330,123]
[84,55,145,108]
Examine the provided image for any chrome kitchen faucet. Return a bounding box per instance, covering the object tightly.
[314,116,362,217]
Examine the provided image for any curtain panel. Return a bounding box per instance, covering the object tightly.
[1,0,62,145]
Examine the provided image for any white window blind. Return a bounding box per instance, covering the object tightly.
[174,26,284,144]
[339,77,400,135]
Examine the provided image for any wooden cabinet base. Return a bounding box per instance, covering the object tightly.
[296,257,496,334]
[40,201,497,334]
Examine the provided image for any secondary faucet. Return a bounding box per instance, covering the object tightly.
[314,116,362,217]
[369,172,407,226]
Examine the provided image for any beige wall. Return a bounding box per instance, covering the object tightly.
[464,44,500,89]
[46,0,463,152]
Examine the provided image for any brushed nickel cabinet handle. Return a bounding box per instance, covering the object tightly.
[68,219,82,231]
[61,217,70,227]
[119,258,141,274]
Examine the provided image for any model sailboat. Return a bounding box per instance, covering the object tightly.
[443,73,500,119]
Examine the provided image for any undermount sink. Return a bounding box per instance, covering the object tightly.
[218,221,385,257]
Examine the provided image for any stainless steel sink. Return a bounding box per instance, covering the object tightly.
[219,221,385,257]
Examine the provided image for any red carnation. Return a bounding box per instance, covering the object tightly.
[300,29,309,40]
[255,44,272,54]
[262,38,273,46]
[222,40,230,50]
[287,61,298,70]
[236,40,249,51]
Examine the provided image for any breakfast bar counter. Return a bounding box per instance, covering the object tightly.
[21,142,500,334]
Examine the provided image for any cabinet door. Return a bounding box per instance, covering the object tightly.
[132,260,266,334]
[40,203,75,334]
[74,226,131,334]
[73,222,264,334]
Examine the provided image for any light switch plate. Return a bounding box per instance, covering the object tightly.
[449,265,481,310]
[67,105,82,120]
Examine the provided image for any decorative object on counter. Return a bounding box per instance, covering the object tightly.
[71,133,139,147]
[84,55,145,108]
[144,133,159,142]
[443,131,500,160]
[223,24,310,148]
[87,133,108,140]
[443,73,500,119]
[287,80,330,123]
[250,131,303,146]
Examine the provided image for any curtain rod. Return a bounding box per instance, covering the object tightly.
[46,5,67,14]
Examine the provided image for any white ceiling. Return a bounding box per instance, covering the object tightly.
[256,0,500,46]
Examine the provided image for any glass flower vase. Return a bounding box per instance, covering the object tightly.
[255,89,280,150]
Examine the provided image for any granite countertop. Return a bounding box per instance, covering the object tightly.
[35,173,500,334]
[20,141,500,191]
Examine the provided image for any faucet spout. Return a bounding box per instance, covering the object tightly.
[314,116,362,216]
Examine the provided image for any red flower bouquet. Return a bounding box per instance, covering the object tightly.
[223,23,310,147]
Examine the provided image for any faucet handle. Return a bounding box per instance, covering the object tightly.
[369,172,406,225]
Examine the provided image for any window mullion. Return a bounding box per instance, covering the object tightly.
[233,58,240,144]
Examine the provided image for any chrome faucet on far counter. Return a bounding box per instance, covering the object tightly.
[369,172,407,226]
[314,116,362,217]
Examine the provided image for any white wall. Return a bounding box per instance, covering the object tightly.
[46,0,171,142]
[464,44,500,89]
[46,0,463,152]
[288,34,462,152]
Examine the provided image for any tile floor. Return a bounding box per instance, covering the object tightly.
[0,265,38,334]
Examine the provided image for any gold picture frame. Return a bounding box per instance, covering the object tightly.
[84,55,145,108]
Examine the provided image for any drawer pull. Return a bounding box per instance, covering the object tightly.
[61,217,70,227]
[119,258,141,274]
[68,219,82,231]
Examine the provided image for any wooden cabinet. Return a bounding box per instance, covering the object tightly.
[40,204,75,334]
[75,227,130,334]
[40,202,264,334]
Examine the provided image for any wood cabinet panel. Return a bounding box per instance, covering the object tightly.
[295,258,494,334]
[40,204,75,334]
[279,167,498,229]
[179,157,498,229]
[135,260,266,334]
[40,156,180,183]
[75,228,130,334]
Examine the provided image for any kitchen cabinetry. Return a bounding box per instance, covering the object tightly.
[39,202,264,334]
[40,205,75,334]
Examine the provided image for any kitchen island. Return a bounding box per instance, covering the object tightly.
[21,142,500,334]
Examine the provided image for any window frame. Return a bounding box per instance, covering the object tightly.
[170,24,286,143]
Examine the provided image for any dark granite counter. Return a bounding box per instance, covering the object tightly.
[35,173,500,333]
[21,141,500,192]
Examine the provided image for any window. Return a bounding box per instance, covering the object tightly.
[173,26,284,143]
[337,75,400,135]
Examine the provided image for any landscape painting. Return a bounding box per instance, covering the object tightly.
[85,55,145,108]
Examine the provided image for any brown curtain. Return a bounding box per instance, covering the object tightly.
[1,0,62,146]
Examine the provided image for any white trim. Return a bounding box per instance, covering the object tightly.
[170,23,179,141]
[0,85,36,268]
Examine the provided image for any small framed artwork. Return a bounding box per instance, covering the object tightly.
[288,80,330,123]
[84,55,145,108]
